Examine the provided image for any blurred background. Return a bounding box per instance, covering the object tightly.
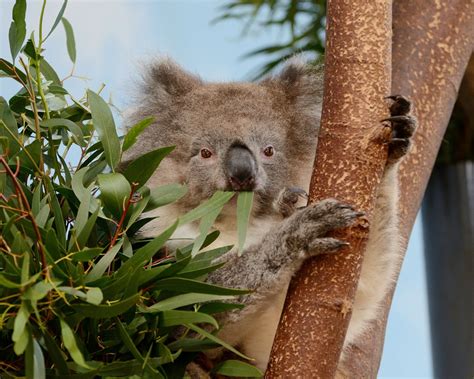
[2,1,472,378]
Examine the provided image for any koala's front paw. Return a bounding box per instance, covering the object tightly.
[383,95,417,162]
[275,187,308,218]
[285,198,363,256]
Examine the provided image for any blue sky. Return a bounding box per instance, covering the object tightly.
[0,1,432,377]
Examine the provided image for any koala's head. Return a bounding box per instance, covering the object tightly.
[123,58,323,216]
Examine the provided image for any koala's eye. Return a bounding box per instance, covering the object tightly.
[200,148,213,159]
[263,145,274,157]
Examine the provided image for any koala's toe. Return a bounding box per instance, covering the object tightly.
[307,237,350,256]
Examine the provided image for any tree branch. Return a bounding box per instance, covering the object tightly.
[341,1,474,376]
[266,0,392,376]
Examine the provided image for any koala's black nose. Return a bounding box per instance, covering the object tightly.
[225,145,257,191]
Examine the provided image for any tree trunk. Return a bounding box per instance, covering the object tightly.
[341,1,474,376]
[265,0,393,377]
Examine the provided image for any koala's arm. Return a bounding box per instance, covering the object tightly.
[207,199,361,313]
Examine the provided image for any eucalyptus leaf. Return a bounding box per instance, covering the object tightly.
[8,0,26,61]
[122,116,154,151]
[123,146,174,188]
[88,89,121,170]
[61,17,76,63]
[213,360,263,377]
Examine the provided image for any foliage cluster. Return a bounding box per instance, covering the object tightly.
[215,0,326,79]
[0,1,260,378]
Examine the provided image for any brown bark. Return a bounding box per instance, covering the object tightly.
[265,0,393,377]
[341,1,474,377]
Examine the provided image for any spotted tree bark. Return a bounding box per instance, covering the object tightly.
[265,0,393,377]
[341,1,474,377]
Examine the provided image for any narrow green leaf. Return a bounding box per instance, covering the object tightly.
[154,278,249,296]
[40,58,62,84]
[61,17,76,63]
[75,206,99,249]
[45,0,68,40]
[0,273,21,288]
[186,324,251,360]
[159,310,218,328]
[72,293,140,318]
[97,173,131,218]
[236,191,254,254]
[85,240,123,283]
[0,97,20,155]
[29,338,46,379]
[13,302,30,355]
[144,183,188,212]
[123,146,174,188]
[122,117,154,151]
[41,118,85,146]
[87,90,121,170]
[178,191,235,226]
[119,221,177,274]
[60,317,92,369]
[141,293,233,313]
[86,287,103,305]
[192,205,221,256]
[213,360,263,377]
[41,329,69,375]
[8,0,26,61]
[71,247,102,262]
[44,177,66,247]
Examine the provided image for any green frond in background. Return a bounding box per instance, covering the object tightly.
[215,0,326,79]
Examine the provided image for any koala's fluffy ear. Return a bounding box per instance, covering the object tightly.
[141,58,202,103]
[262,56,324,150]
[262,56,323,118]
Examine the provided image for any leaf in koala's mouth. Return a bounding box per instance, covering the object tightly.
[236,191,254,256]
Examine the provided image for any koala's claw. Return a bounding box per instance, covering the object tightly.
[384,95,417,162]
[285,198,362,255]
[276,186,308,218]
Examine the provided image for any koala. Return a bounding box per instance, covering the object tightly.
[122,57,416,373]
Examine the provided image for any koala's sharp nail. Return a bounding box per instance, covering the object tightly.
[355,211,365,217]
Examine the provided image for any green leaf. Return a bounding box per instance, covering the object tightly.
[122,117,154,151]
[191,204,221,256]
[87,89,121,170]
[141,293,233,313]
[41,118,85,146]
[41,329,69,375]
[123,146,174,188]
[8,0,27,61]
[118,221,177,274]
[0,59,27,83]
[86,287,103,305]
[15,140,41,172]
[13,302,30,355]
[60,317,92,369]
[213,360,263,377]
[154,278,249,296]
[186,324,251,360]
[71,247,102,262]
[85,240,123,283]
[28,338,46,379]
[0,97,20,156]
[97,173,131,218]
[61,17,76,63]
[237,191,254,254]
[75,206,99,249]
[41,58,62,84]
[45,0,68,40]
[44,177,66,247]
[159,310,218,328]
[0,273,21,288]
[72,293,140,318]
[144,183,188,212]
[179,191,235,226]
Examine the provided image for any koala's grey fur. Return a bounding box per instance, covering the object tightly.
[123,57,412,373]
